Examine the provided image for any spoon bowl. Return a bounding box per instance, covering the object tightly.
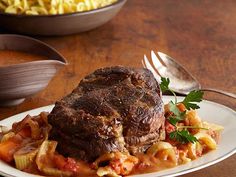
[156,52,201,94]
[143,51,236,99]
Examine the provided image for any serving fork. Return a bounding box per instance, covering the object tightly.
[142,51,236,99]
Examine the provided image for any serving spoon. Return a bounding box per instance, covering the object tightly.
[142,51,236,99]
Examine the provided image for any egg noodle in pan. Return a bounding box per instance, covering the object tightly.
[0,0,118,15]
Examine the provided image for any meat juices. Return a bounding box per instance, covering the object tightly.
[48,66,165,161]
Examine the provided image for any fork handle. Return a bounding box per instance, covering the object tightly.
[201,88,236,99]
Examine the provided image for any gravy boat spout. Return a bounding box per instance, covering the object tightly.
[0,34,67,107]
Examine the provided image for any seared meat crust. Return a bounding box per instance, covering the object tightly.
[48,66,165,161]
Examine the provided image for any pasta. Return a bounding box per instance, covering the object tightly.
[14,148,38,170]
[36,140,73,177]
[0,0,118,15]
[147,141,173,156]
[0,103,224,177]
[147,141,177,163]
[94,152,139,177]
[143,104,224,170]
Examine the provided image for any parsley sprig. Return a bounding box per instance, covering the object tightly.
[168,101,186,125]
[160,77,204,144]
[182,90,204,110]
[160,78,177,103]
[169,130,198,144]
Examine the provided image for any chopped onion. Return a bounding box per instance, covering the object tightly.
[1,132,15,143]
[14,148,38,170]
[36,140,72,177]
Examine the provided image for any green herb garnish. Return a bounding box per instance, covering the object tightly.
[182,90,204,110]
[169,130,198,144]
[160,77,170,93]
[160,77,204,144]
[160,77,177,103]
[168,101,186,125]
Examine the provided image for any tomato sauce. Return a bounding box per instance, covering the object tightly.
[130,153,177,175]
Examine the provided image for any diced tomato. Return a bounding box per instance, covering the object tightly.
[63,158,78,173]
[165,121,176,134]
[110,158,136,175]
[196,150,202,157]
[54,155,78,173]
[110,159,122,174]
[177,103,186,112]
[0,135,22,162]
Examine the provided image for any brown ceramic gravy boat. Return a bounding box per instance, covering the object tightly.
[0,34,67,107]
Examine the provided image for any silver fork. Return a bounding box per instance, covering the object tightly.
[142,51,236,99]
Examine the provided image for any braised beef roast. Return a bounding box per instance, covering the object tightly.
[48,66,165,161]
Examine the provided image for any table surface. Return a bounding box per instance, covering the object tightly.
[0,0,236,176]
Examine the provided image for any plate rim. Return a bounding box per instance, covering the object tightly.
[0,96,236,177]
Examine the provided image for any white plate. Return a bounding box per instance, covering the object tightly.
[0,96,236,177]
